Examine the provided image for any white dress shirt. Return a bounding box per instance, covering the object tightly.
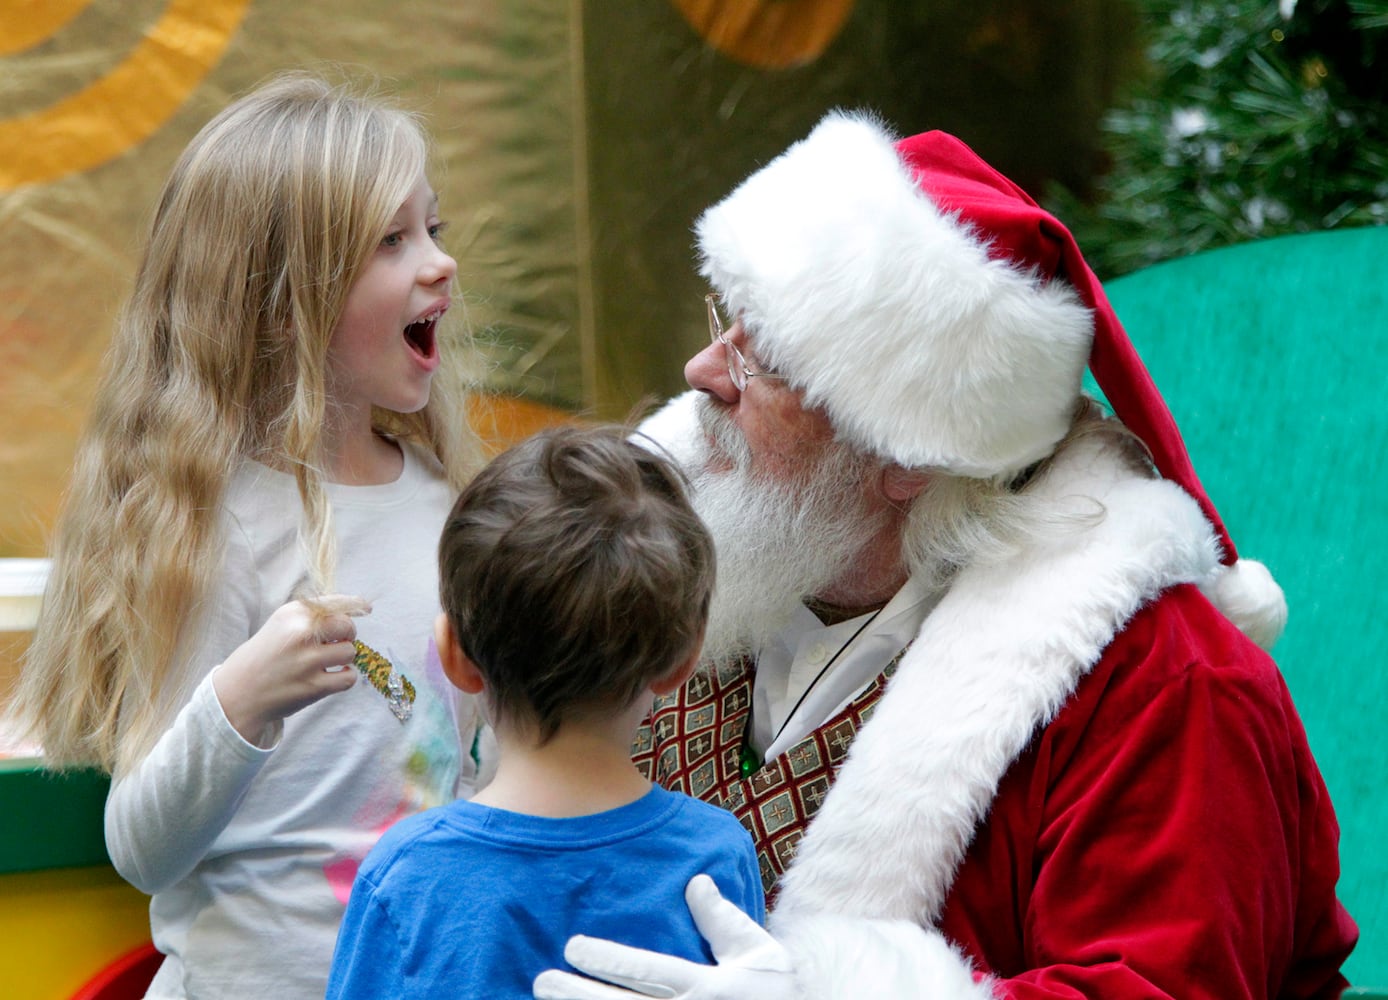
[749,575,939,761]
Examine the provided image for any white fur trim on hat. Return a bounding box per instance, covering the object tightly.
[696,112,1092,477]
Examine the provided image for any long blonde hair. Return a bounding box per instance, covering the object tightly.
[12,72,482,774]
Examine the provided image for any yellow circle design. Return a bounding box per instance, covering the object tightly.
[0,0,93,57]
[0,0,252,192]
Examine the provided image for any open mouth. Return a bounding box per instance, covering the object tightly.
[403,308,444,361]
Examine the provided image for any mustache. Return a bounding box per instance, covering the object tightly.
[694,396,751,471]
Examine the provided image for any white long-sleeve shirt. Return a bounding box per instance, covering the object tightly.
[105,443,479,1000]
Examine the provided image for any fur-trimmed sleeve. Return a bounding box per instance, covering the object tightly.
[775,913,995,1000]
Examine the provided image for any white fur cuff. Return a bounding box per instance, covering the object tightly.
[776,913,996,1000]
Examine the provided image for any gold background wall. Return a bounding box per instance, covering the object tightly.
[1,0,1138,559]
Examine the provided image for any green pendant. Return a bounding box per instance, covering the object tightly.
[738,742,758,778]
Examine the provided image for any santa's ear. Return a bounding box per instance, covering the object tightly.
[434,613,485,695]
[880,463,930,502]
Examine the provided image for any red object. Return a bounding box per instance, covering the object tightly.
[895,129,1236,566]
[937,586,1355,998]
[69,942,161,1000]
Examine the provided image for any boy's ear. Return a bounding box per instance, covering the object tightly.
[434,613,485,695]
[650,636,703,696]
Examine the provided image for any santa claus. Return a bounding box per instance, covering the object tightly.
[533,113,1356,1000]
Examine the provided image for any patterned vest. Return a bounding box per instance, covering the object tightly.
[632,652,903,906]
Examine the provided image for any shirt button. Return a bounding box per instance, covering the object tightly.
[808,642,830,664]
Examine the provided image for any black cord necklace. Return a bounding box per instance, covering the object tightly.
[738,606,884,777]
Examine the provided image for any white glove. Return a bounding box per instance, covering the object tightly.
[532,874,799,1000]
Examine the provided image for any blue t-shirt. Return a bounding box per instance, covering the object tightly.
[326,784,764,999]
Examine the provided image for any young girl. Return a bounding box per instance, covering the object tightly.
[8,73,485,999]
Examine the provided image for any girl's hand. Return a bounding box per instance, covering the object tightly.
[212,596,372,745]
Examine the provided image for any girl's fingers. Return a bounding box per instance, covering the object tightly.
[310,638,358,671]
[314,615,358,646]
[319,666,359,693]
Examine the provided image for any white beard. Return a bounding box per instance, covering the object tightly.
[682,396,886,665]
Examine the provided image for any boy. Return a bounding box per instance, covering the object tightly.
[326,425,764,999]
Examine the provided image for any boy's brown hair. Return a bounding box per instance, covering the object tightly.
[438,424,714,743]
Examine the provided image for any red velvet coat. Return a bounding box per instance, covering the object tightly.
[939,585,1355,998]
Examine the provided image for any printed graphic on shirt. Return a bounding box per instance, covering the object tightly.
[323,635,463,903]
[405,638,463,801]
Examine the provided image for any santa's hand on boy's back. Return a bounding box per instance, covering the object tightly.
[212,595,372,746]
[532,875,796,1000]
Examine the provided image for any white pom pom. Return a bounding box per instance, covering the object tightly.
[1201,558,1288,652]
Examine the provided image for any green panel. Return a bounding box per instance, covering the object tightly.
[1104,227,1388,988]
[0,759,110,874]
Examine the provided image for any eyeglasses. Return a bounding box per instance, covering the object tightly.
[706,294,787,392]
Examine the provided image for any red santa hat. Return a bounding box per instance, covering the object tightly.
[695,111,1286,649]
